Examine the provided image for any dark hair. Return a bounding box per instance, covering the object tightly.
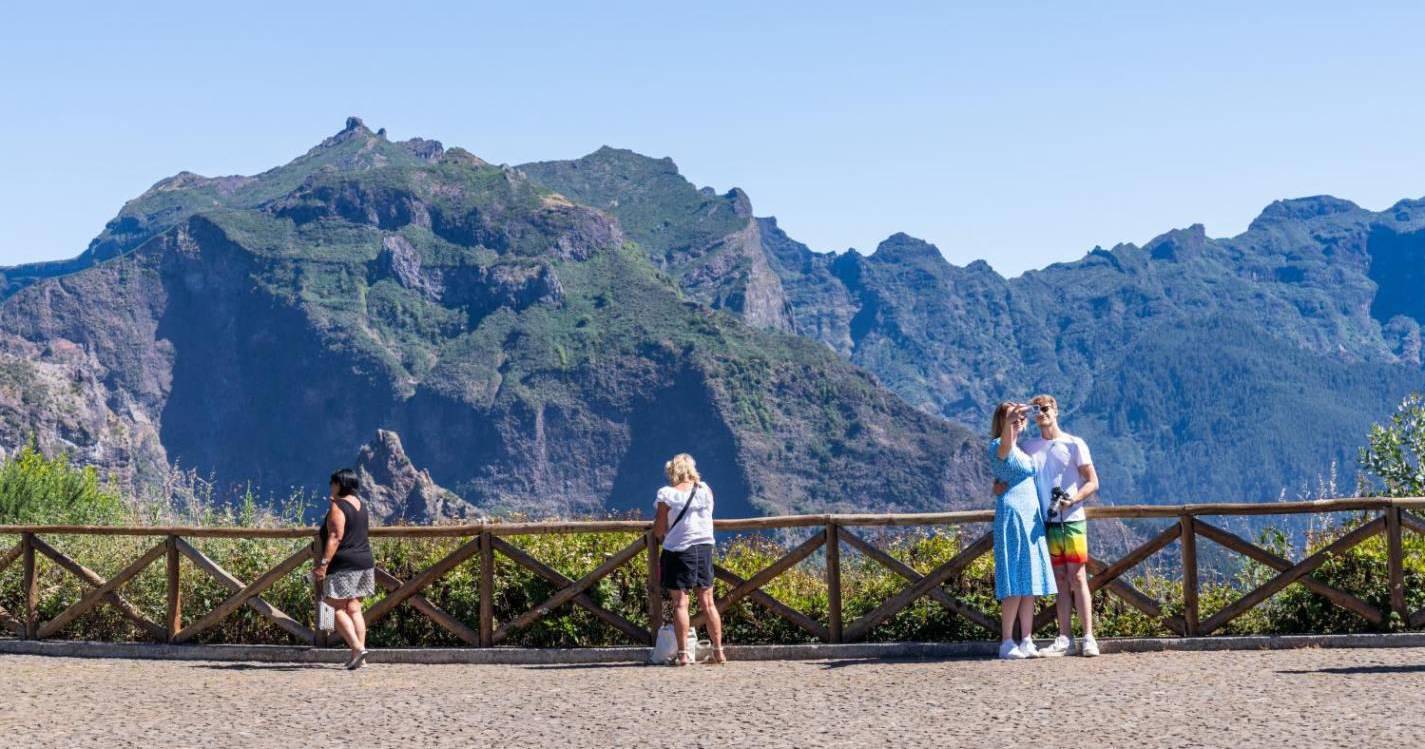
[329,468,361,497]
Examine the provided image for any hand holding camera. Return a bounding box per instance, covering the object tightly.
[1010,402,1039,418]
[1049,486,1074,518]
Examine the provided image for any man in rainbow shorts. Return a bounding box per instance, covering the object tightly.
[1022,394,1101,657]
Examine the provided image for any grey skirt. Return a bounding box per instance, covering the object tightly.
[324,568,376,599]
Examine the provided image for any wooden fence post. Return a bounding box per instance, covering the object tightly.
[312,532,327,647]
[1387,504,1406,622]
[479,529,494,648]
[826,522,842,643]
[166,535,181,642]
[1180,515,1198,636]
[646,530,662,639]
[21,533,37,639]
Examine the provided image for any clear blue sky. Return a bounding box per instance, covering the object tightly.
[3,1,1423,275]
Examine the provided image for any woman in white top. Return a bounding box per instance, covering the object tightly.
[654,453,726,665]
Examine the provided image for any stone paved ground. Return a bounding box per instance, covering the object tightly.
[3,647,1425,748]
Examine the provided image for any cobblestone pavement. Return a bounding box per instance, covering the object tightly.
[3,647,1425,747]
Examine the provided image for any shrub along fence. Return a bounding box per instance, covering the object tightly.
[1,497,1424,649]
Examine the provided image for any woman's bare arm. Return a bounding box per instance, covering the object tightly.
[996,412,1021,460]
[317,502,346,579]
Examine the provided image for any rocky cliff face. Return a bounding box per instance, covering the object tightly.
[0,119,989,518]
[0,332,166,488]
[354,429,476,523]
[519,149,796,332]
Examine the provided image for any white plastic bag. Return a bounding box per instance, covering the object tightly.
[318,600,335,632]
[650,624,699,664]
[308,570,336,632]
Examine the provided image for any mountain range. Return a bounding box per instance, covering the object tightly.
[0,118,985,521]
[523,148,1425,504]
[2,117,1421,520]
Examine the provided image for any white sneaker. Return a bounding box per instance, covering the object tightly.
[998,640,1027,660]
[1041,635,1073,657]
[1018,638,1041,658]
[1079,636,1100,657]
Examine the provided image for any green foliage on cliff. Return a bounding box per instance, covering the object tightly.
[0,444,125,525]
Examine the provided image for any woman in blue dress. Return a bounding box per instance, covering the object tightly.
[989,401,1057,659]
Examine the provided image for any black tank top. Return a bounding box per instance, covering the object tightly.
[321,497,373,574]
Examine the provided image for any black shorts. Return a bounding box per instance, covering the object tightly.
[660,543,714,592]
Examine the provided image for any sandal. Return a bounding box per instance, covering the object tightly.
[674,650,692,667]
[710,647,727,665]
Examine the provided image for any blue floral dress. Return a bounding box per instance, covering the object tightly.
[989,439,1057,600]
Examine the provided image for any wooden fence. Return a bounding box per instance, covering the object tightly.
[1,497,1424,647]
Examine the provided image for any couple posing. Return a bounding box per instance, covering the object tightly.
[989,394,1100,660]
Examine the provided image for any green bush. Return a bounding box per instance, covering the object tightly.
[0,443,126,525]
[1360,392,1425,498]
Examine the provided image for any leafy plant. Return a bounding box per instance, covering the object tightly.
[1360,393,1425,497]
[0,443,125,524]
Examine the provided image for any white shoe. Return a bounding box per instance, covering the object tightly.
[1079,637,1100,657]
[1041,635,1073,657]
[1018,638,1041,658]
[998,640,1027,660]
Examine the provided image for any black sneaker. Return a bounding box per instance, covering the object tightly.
[345,649,369,670]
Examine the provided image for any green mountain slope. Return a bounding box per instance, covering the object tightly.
[0,120,988,519]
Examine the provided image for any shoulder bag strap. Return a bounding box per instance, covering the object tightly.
[667,483,700,534]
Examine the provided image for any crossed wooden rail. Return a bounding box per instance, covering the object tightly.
[2,497,1424,646]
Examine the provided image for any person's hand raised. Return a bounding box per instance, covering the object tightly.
[1008,405,1029,439]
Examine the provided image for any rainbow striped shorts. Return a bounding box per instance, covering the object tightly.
[1046,521,1088,567]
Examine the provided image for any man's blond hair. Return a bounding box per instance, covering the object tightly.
[1030,394,1058,411]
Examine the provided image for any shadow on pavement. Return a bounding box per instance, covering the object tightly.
[818,657,953,670]
[1279,664,1425,675]
[190,663,320,672]
[520,662,650,671]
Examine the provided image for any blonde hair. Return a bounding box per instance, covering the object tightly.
[664,453,701,485]
[1030,394,1058,411]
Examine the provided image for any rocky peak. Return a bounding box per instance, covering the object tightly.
[727,187,753,218]
[1249,195,1363,229]
[353,429,479,524]
[869,233,950,268]
[1144,224,1209,262]
[963,258,1002,278]
[307,116,382,155]
[400,137,445,163]
[440,147,489,168]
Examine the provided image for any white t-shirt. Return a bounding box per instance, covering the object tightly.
[1021,432,1094,522]
[656,483,715,552]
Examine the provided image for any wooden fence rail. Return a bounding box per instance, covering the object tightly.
[1,497,1423,648]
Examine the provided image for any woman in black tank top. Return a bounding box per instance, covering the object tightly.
[314,468,375,670]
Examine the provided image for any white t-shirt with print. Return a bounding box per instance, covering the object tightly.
[1021,433,1094,522]
[656,483,715,552]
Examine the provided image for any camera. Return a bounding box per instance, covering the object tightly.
[1049,486,1073,518]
